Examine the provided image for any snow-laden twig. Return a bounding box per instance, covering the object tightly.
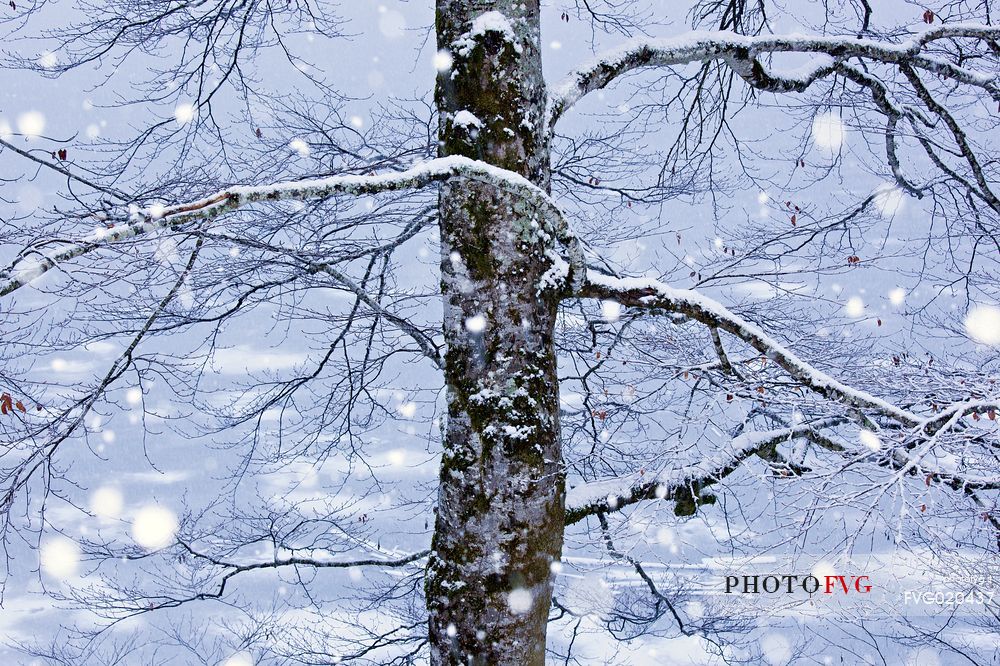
[548,24,1000,129]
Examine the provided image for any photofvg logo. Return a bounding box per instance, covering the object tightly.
[725,574,872,595]
[705,556,998,618]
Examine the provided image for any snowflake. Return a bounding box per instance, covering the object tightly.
[965,305,1000,345]
[507,588,532,614]
[174,103,195,125]
[131,505,179,549]
[811,112,845,151]
[465,314,486,333]
[90,486,124,520]
[41,537,80,578]
[16,110,45,137]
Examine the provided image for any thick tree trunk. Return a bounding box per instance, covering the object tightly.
[425,1,565,664]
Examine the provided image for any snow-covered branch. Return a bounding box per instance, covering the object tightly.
[565,423,832,524]
[578,272,1000,459]
[579,272,922,425]
[0,156,563,298]
[548,24,1000,129]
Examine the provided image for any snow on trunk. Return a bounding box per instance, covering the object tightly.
[425,1,563,664]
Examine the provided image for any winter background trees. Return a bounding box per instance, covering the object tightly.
[0,0,998,664]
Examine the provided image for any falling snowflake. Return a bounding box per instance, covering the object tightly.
[125,388,143,405]
[507,588,532,614]
[378,8,406,39]
[41,537,81,578]
[845,296,864,318]
[465,314,486,333]
[89,486,124,520]
[601,300,621,322]
[858,430,881,451]
[873,183,905,218]
[965,305,1000,345]
[222,652,254,666]
[37,52,57,68]
[174,103,195,125]
[16,110,45,138]
[131,505,179,549]
[811,112,845,151]
[433,50,454,71]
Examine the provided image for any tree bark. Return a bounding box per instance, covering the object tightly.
[425,1,564,664]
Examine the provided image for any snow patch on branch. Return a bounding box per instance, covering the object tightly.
[537,250,569,295]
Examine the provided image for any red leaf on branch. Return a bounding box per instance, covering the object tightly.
[0,393,11,415]
[57,148,67,161]
[923,9,935,23]
[14,400,25,412]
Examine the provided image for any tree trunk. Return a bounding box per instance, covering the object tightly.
[425,1,564,664]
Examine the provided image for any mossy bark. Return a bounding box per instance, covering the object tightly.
[425,1,565,664]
